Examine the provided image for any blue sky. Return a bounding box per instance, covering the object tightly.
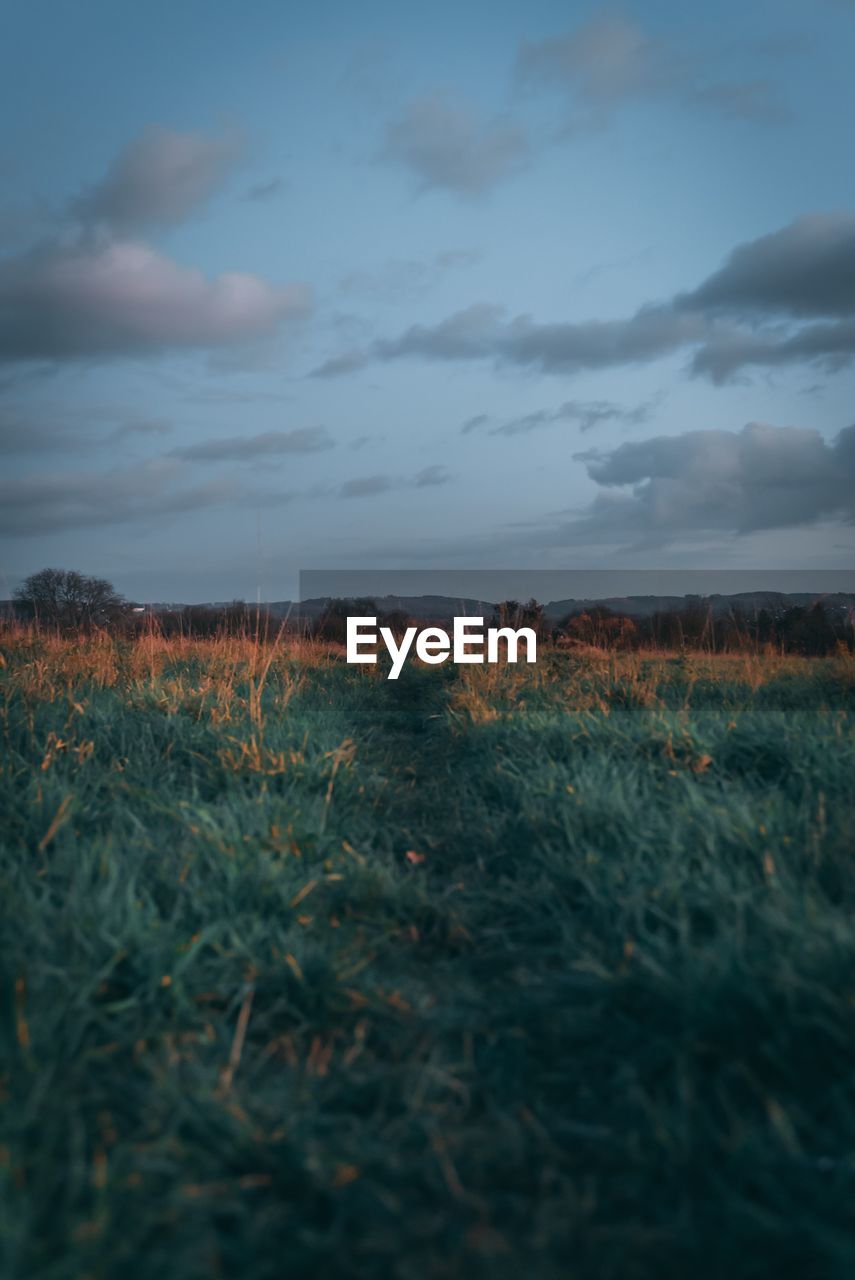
[2,0,854,600]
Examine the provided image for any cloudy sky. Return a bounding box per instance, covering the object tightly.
[2,0,855,601]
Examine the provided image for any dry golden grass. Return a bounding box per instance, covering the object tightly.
[2,625,854,1280]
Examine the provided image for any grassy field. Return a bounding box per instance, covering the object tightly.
[2,631,855,1279]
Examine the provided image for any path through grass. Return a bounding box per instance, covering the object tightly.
[2,635,855,1278]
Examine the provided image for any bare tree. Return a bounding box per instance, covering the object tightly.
[14,568,127,630]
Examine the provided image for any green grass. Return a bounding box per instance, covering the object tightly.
[1,633,855,1279]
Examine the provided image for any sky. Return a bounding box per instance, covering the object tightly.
[1,0,854,602]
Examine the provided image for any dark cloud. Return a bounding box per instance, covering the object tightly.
[383,94,529,195]
[0,236,310,363]
[568,421,855,545]
[690,320,855,382]
[172,426,334,461]
[73,127,244,231]
[317,212,855,383]
[340,474,393,498]
[517,14,787,129]
[461,412,490,434]
[679,212,855,318]
[679,213,855,379]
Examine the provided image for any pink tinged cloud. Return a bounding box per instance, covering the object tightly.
[0,238,311,361]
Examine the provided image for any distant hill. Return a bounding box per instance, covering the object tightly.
[5,591,853,625]
[275,591,855,623]
[287,594,494,621]
[541,591,855,621]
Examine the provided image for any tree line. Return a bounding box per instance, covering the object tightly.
[8,570,854,655]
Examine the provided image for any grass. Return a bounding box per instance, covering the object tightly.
[1,630,854,1279]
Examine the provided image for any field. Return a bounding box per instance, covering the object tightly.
[2,631,855,1279]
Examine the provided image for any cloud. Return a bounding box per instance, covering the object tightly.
[0,452,314,535]
[0,411,73,455]
[489,398,655,436]
[338,465,450,498]
[172,426,334,461]
[518,14,680,109]
[0,199,58,251]
[73,127,244,231]
[315,301,699,378]
[688,80,788,124]
[311,349,371,378]
[412,464,451,486]
[244,177,283,202]
[373,303,504,360]
[373,302,703,374]
[461,412,490,434]
[0,459,241,535]
[0,236,310,363]
[679,212,855,318]
[568,421,855,545]
[0,409,173,453]
[382,93,529,195]
[517,13,787,129]
[111,418,173,441]
[340,474,393,498]
[316,212,855,384]
[0,130,309,366]
[690,321,855,382]
[678,212,855,379]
